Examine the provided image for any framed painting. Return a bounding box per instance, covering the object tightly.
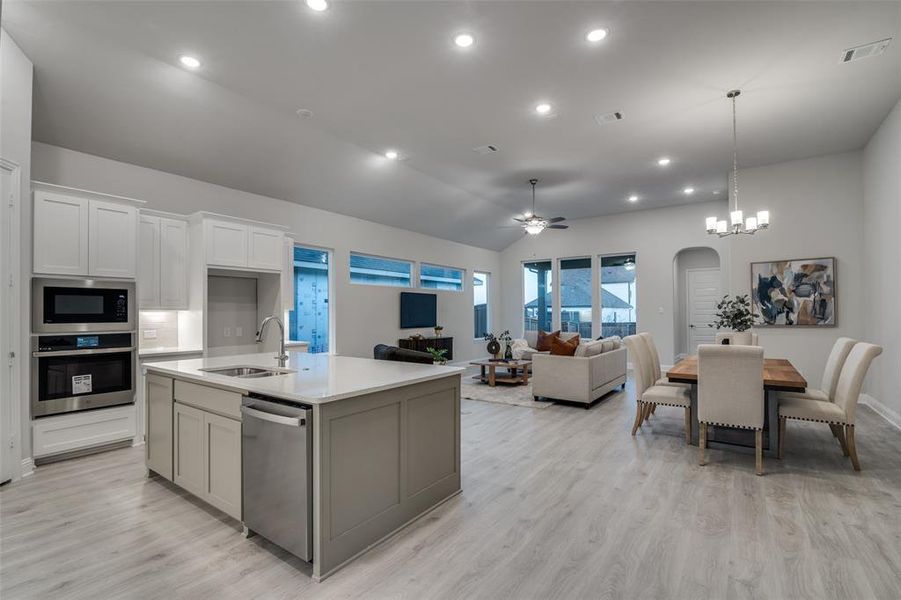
[750,257,836,327]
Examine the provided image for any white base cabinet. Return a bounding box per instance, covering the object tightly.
[145,374,173,480]
[173,402,205,498]
[33,405,136,460]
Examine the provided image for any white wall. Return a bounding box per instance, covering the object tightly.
[499,200,732,367]
[726,152,865,388]
[863,98,901,419]
[1,29,33,479]
[31,143,502,363]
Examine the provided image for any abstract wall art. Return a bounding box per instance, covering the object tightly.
[750,257,836,327]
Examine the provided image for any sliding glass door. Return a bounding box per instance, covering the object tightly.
[599,254,637,338]
[523,260,553,332]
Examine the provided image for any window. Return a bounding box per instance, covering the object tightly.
[420,263,464,291]
[559,258,592,339]
[288,246,330,353]
[349,252,412,287]
[523,260,553,332]
[600,254,637,338]
[473,272,489,338]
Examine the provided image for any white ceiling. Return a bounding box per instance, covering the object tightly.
[4,1,900,251]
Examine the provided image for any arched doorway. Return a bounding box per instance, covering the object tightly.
[673,247,721,359]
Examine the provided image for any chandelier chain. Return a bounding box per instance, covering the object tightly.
[732,93,739,213]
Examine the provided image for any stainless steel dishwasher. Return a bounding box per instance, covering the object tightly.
[241,394,313,561]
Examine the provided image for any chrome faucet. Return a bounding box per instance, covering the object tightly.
[256,316,289,367]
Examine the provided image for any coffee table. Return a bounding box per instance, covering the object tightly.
[470,359,532,387]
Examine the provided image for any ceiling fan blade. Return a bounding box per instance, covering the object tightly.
[546,216,566,223]
[512,217,526,223]
[547,224,569,229]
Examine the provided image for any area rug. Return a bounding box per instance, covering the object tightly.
[460,377,555,409]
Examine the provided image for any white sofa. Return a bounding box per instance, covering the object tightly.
[518,333,627,407]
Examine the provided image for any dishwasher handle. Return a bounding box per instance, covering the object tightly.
[242,405,305,427]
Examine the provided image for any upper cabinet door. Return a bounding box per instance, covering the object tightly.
[89,199,137,278]
[138,214,161,308]
[281,237,295,311]
[159,218,188,309]
[204,219,248,268]
[33,191,89,276]
[248,226,283,271]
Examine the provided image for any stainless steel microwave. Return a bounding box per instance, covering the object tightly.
[32,278,136,334]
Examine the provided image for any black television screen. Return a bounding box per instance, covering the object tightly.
[400,292,437,329]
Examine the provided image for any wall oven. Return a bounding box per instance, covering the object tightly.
[31,333,136,417]
[32,278,135,334]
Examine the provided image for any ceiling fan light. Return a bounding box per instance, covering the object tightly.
[524,224,545,235]
[624,259,636,271]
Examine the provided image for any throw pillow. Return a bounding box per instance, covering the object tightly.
[536,330,561,352]
[550,334,580,356]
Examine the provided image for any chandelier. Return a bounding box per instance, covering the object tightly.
[706,90,769,237]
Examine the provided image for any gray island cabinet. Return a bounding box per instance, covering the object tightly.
[142,351,462,582]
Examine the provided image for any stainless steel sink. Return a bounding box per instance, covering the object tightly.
[200,366,295,378]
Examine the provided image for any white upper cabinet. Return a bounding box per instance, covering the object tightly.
[159,218,188,308]
[138,214,161,307]
[138,212,188,310]
[33,185,140,277]
[248,226,283,271]
[89,200,138,278]
[204,219,248,268]
[33,191,89,276]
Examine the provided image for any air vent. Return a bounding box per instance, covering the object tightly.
[473,144,499,155]
[594,111,624,126]
[841,38,892,63]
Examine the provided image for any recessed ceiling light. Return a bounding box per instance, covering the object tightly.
[385,150,399,160]
[296,108,314,119]
[306,0,328,11]
[683,187,695,195]
[454,33,474,48]
[586,28,608,43]
[628,195,639,203]
[535,103,553,115]
[657,157,671,166]
[178,55,201,70]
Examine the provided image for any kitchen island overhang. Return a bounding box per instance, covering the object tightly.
[143,351,463,582]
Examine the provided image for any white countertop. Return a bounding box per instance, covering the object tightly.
[138,347,204,359]
[142,350,463,405]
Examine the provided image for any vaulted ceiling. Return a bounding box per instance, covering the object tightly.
[4,1,900,250]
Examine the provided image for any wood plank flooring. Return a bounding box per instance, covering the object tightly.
[3,379,901,599]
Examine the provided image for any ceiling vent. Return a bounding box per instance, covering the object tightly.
[841,38,892,63]
[594,111,624,126]
[473,144,499,155]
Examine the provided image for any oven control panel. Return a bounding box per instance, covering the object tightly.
[34,333,133,353]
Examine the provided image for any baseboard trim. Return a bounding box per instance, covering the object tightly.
[20,457,34,478]
[860,394,901,431]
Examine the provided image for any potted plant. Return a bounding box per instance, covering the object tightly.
[433,325,444,338]
[426,347,448,365]
[710,294,756,343]
[483,330,511,360]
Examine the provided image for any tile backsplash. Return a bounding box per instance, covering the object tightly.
[139,311,180,350]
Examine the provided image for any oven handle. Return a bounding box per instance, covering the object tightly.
[32,347,136,358]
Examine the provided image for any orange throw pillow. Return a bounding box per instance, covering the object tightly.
[536,330,561,351]
[550,334,580,356]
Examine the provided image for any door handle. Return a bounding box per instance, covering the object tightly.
[242,405,304,427]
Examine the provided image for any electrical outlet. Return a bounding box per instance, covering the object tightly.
[236,326,243,337]
[224,327,232,337]
[143,329,158,340]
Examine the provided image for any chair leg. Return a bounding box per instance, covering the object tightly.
[835,425,850,456]
[755,430,764,476]
[829,423,840,438]
[846,425,861,471]
[631,402,644,436]
[778,416,786,459]
[651,404,657,415]
[699,422,707,466]
[683,406,691,445]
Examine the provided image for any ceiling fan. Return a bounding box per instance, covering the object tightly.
[513,178,568,235]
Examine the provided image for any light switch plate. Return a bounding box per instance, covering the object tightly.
[143,329,158,339]
[224,327,232,337]
[236,326,243,337]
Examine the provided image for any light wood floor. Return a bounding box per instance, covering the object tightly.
[3,380,901,600]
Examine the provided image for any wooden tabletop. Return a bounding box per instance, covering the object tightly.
[666,355,807,391]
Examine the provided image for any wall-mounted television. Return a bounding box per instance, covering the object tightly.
[400,292,437,329]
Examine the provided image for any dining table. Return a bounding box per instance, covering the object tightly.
[666,355,807,457]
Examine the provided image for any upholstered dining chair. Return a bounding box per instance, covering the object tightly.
[624,334,691,442]
[638,332,688,389]
[778,342,883,471]
[778,337,856,403]
[714,331,759,346]
[698,344,765,475]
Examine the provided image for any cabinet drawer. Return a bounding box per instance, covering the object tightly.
[174,380,242,420]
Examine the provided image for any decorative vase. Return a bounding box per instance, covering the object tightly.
[504,343,513,360]
[487,340,501,358]
[722,338,731,345]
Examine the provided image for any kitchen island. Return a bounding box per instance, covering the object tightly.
[142,351,463,582]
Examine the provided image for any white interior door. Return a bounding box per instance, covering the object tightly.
[687,268,721,353]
